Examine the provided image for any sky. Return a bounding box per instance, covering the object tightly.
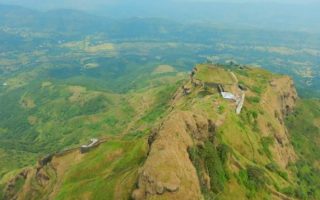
[0,0,319,32]
[0,0,319,10]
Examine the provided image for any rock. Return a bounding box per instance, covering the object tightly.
[262,76,298,168]
[132,189,145,200]
[165,183,179,192]
[132,112,205,200]
[38,154,53,166]
[3,169,30,200]
[148,129,158,147]
[238,84,247,91]
[155,182,164,194]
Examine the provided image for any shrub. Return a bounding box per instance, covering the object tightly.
[295,188,308,200]
[265,162,278,172]
[281,186,295,196]
[241,109,259,126]
[217,144,230,165]
[218,105,225,114]
[202,141,228,193]
[247,96,261,104]
[188,141,229,196]
[247,166,267,189]
[236,165,268,198]
[278,171,289,181]
[80,95,108,115]
[266,162,289,181]
[261,137,274,159]
[251,86,263,95]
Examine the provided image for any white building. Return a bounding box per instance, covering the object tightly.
[80,138,99,153]
[221,92,236,100]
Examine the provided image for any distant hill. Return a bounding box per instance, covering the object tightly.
[0,5,108,34]
[1,1,320,33]
[0,5,319,97]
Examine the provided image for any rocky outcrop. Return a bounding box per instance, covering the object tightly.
[38,154,54,167]
[270,77,298,118]
[3,148,85,200]
[132,112,215,200]
[3,169,30,200]
[262,76,298,168]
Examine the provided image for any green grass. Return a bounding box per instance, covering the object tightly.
[246,96,261,104]
[194,64,234,85]
[140,83,180,123]
[261,137,274,160]
[286,99,320,200]
[188,141,229,199]
[55,139,147,200]
[0,54,184,180]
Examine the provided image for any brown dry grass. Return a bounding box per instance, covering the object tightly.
[133,111,209,200]
[41,81,53,88]
[86,43,115,53]
[153,65,176,74]
[20,97,36,109]
[68,86,86,103]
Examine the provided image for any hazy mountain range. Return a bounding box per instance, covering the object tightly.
[0,1,319,32]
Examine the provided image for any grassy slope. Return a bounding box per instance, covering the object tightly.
[286,100,320,200]
[0,43,186,183]
[0,75,182,200]
[1,33,193,199]
[9,75,180,200]
[55,139,148,200]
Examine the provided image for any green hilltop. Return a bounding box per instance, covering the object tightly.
[2,64,319,200]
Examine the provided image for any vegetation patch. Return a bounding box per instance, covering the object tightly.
[55,139,147,200]
[188,141,230,199]
[236,166,268,198]
[261,137,274,159]
[194,64,234,85]
[286,100,320,199]
[246,96,261,104]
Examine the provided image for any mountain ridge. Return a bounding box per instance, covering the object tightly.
[3,64,313,200]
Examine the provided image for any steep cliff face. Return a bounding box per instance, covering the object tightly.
[132,112,215,200]
[3,149,83,200]
[270,77,298,117]
[262,76,298,168]
[3,169,29,200]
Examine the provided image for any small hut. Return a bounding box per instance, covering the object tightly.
[80,138,99,154]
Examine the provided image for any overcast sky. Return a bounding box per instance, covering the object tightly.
[0,0,319,10]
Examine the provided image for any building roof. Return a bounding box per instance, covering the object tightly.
[221,92,236,100]
[81,138,99,148]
